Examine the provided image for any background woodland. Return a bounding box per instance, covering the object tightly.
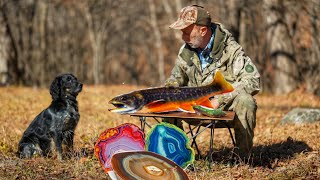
[0,0,319,95]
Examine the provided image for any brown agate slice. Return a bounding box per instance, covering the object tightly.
[111,151,189,180]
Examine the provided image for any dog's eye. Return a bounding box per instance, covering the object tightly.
[66,77,72,82]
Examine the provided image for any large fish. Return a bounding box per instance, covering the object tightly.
[108,70,234,114]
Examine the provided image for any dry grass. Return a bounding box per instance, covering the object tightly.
[0,85,319,179]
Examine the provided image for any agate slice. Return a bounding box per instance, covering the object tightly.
[94,123,145,173]
[145,123,195,168]
[111,151,189,180]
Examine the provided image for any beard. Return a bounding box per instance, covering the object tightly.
[188,35,203,49]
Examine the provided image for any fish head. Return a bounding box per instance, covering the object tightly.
[108,92,144,114]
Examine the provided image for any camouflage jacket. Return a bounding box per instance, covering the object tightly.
[165,23,261,105]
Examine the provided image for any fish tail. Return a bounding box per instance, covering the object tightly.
[211,70,234,93]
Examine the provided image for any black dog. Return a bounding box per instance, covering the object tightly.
[18,73,82,160]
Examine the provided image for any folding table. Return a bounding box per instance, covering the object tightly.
[128,111,236,163]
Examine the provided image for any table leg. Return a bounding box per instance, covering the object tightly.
[188,124,202,158]
[140,117,145,132]
[152,117,161,124]
[226,124,236,147]
[139,116,152,132]
[208,121,216,166]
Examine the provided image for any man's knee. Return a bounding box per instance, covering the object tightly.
[232,93,257,129]
[233,93,257,112]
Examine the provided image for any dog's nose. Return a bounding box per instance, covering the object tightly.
[79,83,83,88]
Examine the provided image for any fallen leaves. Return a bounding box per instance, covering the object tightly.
[0,86,319,179]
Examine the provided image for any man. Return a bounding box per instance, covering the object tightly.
[164,5,260,160]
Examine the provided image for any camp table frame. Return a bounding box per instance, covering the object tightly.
[128,111,236,163]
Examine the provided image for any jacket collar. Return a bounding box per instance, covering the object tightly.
[210,23,228,61]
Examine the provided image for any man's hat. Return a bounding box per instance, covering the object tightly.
[169,5,211,29]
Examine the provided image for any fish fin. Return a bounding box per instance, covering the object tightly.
[144,99,166,107]
[195,96,214,108]
[178,103,194,113]
[178,108,194,113]
[143,102,179,113]
[197,99,214,108]
[211,70,234,93]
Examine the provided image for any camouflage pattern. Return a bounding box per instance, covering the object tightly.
[229,93,257,159]
[165,23,261,157]
[169,5,211,29]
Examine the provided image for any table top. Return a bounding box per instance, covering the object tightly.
[129,111,235,121]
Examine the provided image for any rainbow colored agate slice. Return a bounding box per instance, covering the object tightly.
[145,123,195,168]
[111,151,189,180]
[94,123,145,172]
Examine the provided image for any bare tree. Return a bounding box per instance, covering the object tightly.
[162,0,183,41]
[288,0,320,95]
[0,0,319,95]
[264,0,299,94]
[148,0,165,83]
[0,1,9,85]
[79,1,112,84]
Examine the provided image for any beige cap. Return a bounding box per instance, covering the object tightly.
[169,5,211,29]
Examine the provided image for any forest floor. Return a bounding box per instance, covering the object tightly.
[0,85,319,179]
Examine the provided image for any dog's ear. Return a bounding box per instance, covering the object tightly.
[50,75,61,100]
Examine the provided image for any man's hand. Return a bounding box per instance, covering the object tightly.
[164,81,179,87]
[210,98,220,109]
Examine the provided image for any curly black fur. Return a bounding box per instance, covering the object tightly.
[18,73,82,160]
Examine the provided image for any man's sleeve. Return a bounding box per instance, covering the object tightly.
[164,60,187,87]
[217,40,261,105]
[164,46,189,87]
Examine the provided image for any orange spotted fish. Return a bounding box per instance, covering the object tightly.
[108,71,234,114]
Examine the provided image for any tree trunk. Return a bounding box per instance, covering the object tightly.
[264,0,299,94]
[0,5,9,85]
[148,0,165,83]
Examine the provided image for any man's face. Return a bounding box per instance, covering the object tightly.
[181,24,203,49]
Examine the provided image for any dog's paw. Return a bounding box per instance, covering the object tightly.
[19,143,42,159]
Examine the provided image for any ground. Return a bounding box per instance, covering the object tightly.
[0,85,319,179]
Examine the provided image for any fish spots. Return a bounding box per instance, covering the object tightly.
[135,93,144,99]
